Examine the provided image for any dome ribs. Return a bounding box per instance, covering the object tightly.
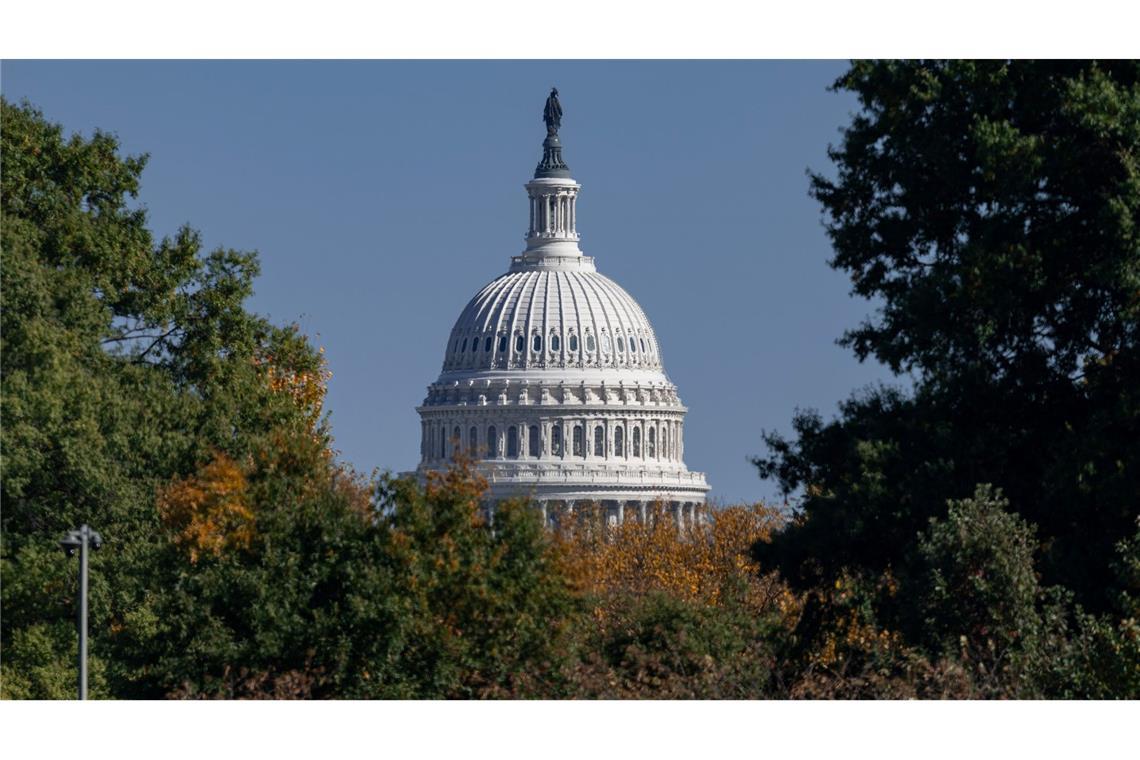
[520,270,541,368]
[599,274,647,369]
[553,272,572,368]
[493,272,527,369]
[444,271,665,374]
[577,271,620,368]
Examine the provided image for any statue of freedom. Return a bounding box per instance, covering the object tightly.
[543,88,562,135]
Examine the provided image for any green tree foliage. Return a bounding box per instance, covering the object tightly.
[1,97,339,697]
[568,591,777,699]
[911,485,1040,663]
[777,486,1138,698]
[364,464,578,698]
[754,61,1140,613]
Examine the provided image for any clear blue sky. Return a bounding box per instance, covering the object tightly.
[2,60,895,505]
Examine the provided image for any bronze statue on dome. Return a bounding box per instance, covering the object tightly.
[543,87,562,135]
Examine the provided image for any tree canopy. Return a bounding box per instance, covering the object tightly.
[1,97,336,697]
[754,60,1140,614]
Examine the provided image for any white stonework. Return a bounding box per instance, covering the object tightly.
[415,96,709,524]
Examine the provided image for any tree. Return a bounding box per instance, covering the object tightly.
[0,97,334,697]
[364,462,579,698]
[551,502,789,698]
[754,61,1140,613]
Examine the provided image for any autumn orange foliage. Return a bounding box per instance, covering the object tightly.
[254,344,332,435]
[552,501,790,623]
[423,453,490,511]
[157,344,364,564]
[157,453,255,563]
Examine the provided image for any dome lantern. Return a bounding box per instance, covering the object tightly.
[518,87,586,269]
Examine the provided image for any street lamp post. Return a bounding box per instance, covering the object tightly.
[59,524,103,700]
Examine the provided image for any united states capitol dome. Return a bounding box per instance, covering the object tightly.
[416,89,708,525]
[442,267,664,375]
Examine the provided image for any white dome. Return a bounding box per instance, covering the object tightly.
[441,265,664,374]
[415,90,708,518]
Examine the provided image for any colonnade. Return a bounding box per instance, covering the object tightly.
[482,499,703,532]
[421,415,683,464]
[528,190,577,238]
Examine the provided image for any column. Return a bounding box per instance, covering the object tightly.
[638,501,648,524]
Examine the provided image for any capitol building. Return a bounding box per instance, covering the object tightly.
[415,90,709,526]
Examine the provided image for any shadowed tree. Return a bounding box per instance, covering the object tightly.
[754,61,1140,613]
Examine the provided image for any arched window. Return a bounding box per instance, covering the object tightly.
[507,426,519,458]
[498,335,508,353]
[529,425,540,458]
[602,334,612,353]
[633,427,641,456]
[453,339,459,352]
[594,425,604,457]
[452,426,461,459]
[470,337,478,352]
[614,426,624,456]
[662,427,669,460]
[532,334,543,352]
[586,334,596,352]
[487,426,498,457]
[629,336,637,353]
[616,336,625,353]
[648,427,656,458]
[551,334,560,352]
[551,424,562,455]
[484,336,493,352]
[461,338,467,352]
[641,338,647,353]
[469,426,478,453]
[515,334,525,353]
[569,334,579,352]
[573,425,584,457]
[439,426,446,459]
